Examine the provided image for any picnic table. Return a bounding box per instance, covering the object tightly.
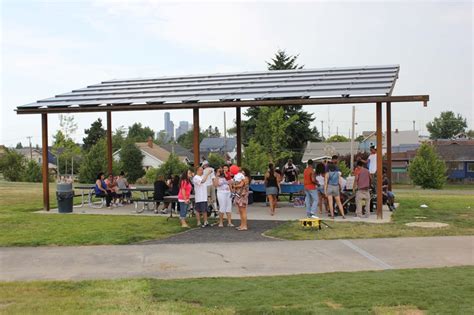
[163,195,195,220]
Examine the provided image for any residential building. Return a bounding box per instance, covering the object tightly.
[302,142,362,163]
[113,138,191,170]
[14,147,57,169]
[200,137,237,160]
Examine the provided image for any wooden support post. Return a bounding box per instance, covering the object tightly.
[376,102,383,219]
[386,102,392,191]
[193,108,200,168]
[106,111,113,175]
[41,113,50,211]
[236,107,242,165]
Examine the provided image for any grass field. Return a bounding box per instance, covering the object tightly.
[1,266,472,314]
[0,181,186,246]
[0,181,473,246]
[266,188,474,240]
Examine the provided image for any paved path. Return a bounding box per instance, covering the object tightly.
[38,202,393,223]
[1,236,472,281]
[139,220,285,244]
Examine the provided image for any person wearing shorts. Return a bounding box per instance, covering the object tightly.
[324,163,346,219]
[192,166,212,227]
[213,167,233,227]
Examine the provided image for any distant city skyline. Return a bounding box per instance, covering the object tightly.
[159,112,192,142]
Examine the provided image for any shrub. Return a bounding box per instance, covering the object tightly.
[0,149,25,181]
[408,142,447,189]
[23,160,42,182]
[206,153,225,169]
[156,154,189,179]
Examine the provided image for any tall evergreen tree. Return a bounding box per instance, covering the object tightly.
[119,141,145,183]
[242,49,320,163]
[83,118,106,151]
[127,123,155,142]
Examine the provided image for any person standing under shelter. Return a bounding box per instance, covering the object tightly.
[303,159,318,218]
[361,146,377,180]
[354,161,371,218]
[192,166,212,227]
[202,161,217,213]
[324,164,346,219]
[283,159,298,201]
[213,167,233,227]
[264,163,281,216]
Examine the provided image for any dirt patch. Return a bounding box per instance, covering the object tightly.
[325,300,343,309]
[405,222,449,228]
[373,305,425,315]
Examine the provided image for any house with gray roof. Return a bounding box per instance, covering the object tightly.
[200,137,237,159]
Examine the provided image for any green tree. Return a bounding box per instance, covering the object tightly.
[242,49,320,163]
[0,149,25,181]
[205,126,221,138]
[23,160,42,182]
[207,153,225,169]
[408,143,446,189]
[155,130,169,145]
[426,111,467,140]
[242,139,268,174]
[79,139,108,183]
[127,123,155,142]
[254,107,298,164]
[52,130,81,176]
[177,130,206,150]
[119,141,145,183]
[83,118,106,151]
[112,126,127,152]
[338,160,351,178]
[15,142,23,149]
[326,135,350,142]
[156,153,189,179]
[266,49,303,70]
[466,129,474,139]
[59,114,78,139]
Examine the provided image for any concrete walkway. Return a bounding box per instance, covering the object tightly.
[37,202,393,223]
[1,236,472,281]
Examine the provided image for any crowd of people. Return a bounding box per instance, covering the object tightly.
[93,146,395,229]
[301,146,396,220]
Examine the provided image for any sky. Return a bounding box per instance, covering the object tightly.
[1,0,473,148]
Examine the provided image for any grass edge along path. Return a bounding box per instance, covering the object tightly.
[265,190,474,241]
[0,266,473,314]
[0,181,187,246]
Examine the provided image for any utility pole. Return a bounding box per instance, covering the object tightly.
[413,120,416,131]
[27,136,33,160]
[350,106,356,171]
[320,120,324,139]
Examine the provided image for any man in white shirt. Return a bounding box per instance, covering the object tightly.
[367,146,377,175]
[202,161,217,211]
[192,166,212,227]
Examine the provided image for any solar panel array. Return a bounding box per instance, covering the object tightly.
[18,65,399,109]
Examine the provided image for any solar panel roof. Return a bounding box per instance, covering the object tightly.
[17,65,399,110]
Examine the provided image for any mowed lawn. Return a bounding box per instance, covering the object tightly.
[266,186,474,240]
[1,266,472,314]
[0,181,184,246]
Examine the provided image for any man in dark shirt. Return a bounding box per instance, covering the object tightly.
[283,159,298,202]
[354,161,371,218]
[283,159,298,182]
